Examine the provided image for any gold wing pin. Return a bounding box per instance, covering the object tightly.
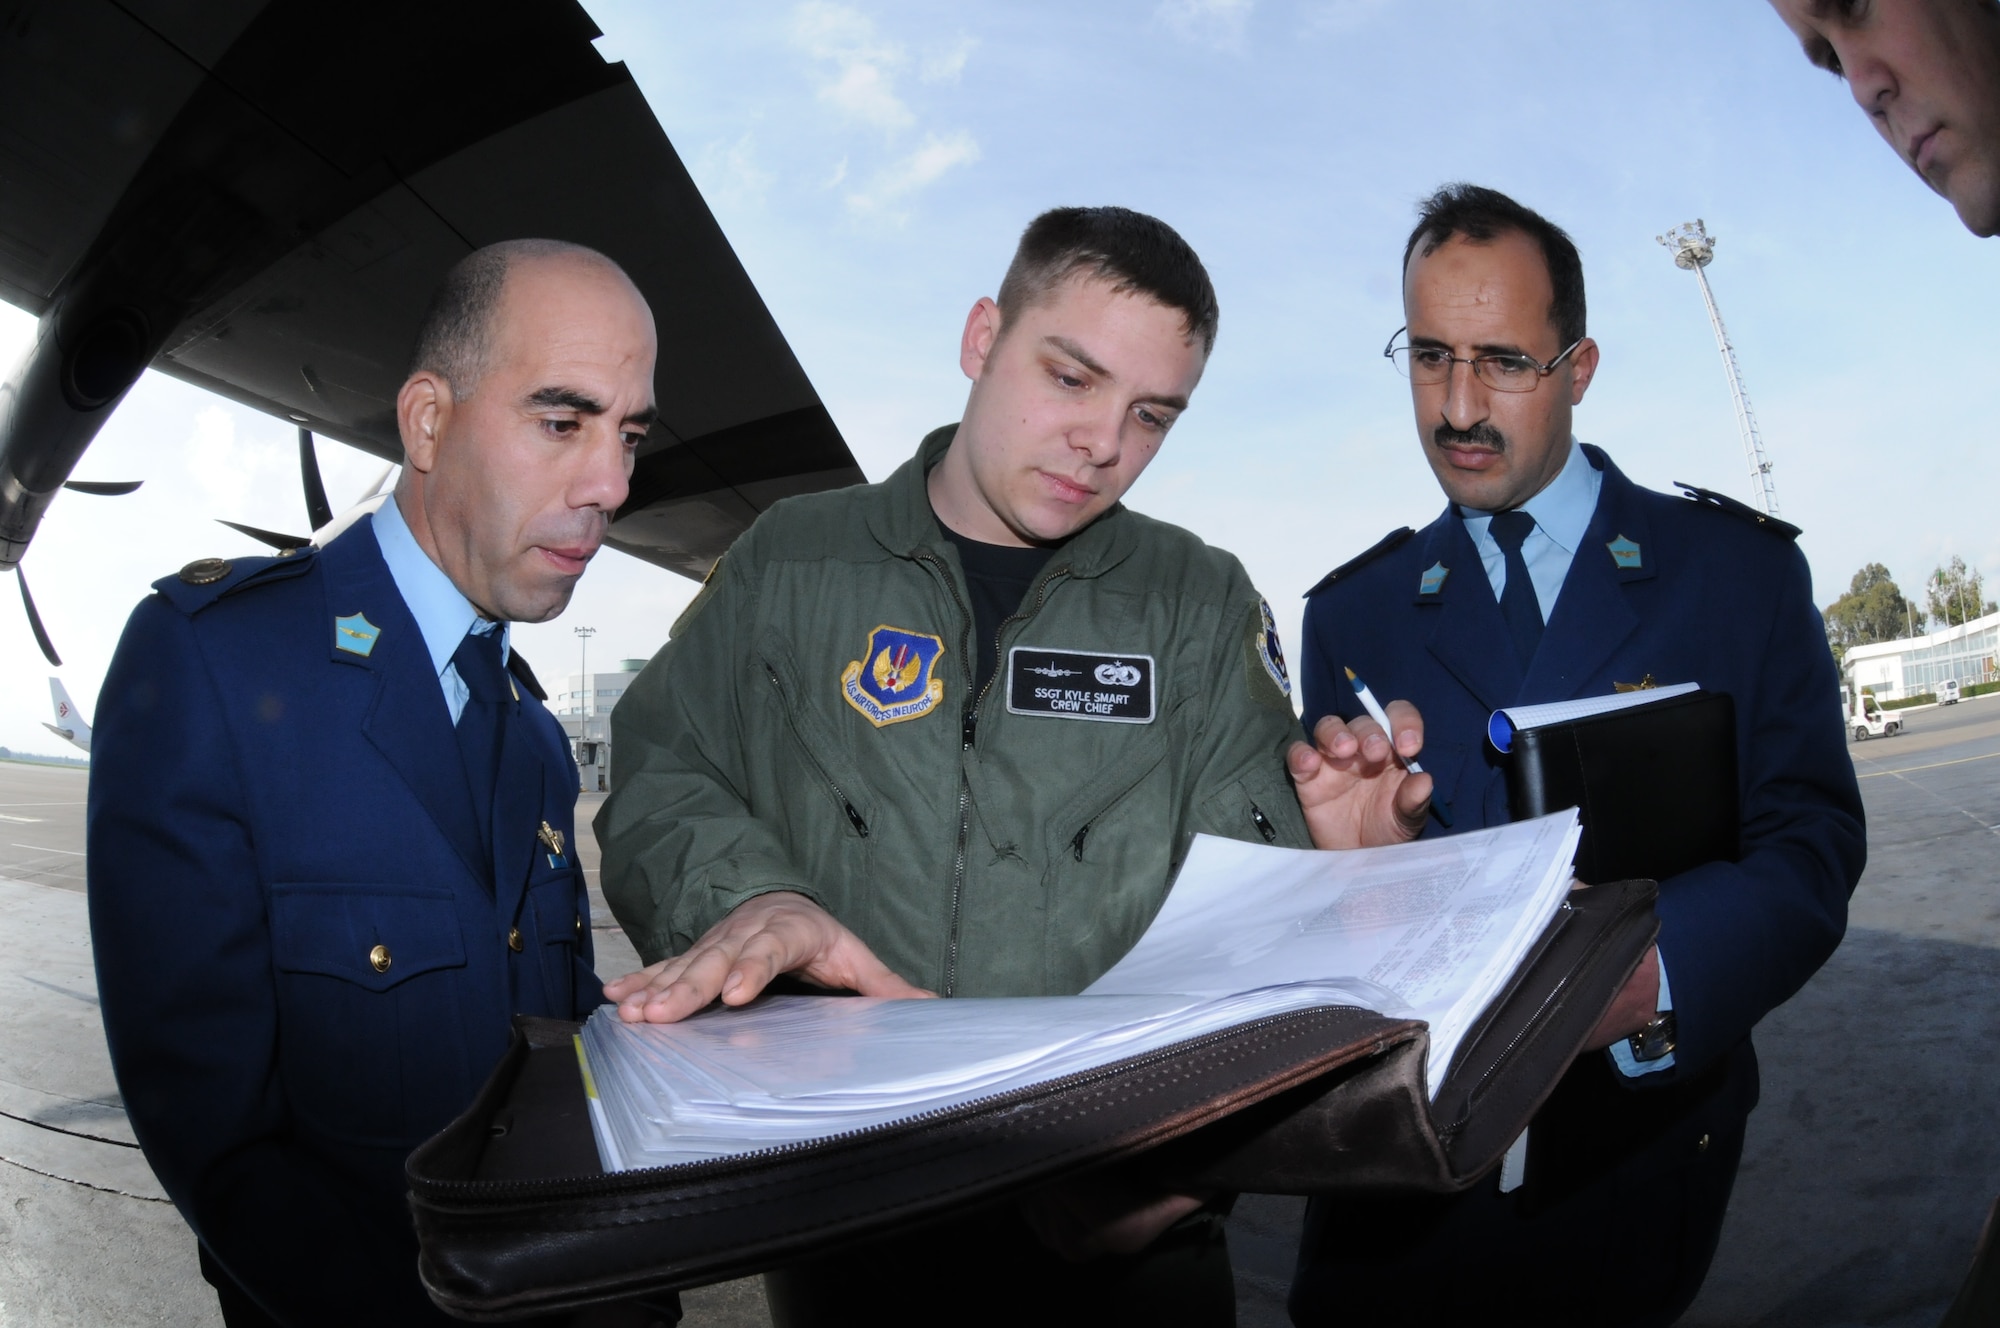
[538,821,565,856]
[1612,674,1659,693]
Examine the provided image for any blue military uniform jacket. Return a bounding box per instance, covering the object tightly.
[87,520,598,1326]
[1301,446,1865,1085]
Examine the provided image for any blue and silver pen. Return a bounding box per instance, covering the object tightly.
[1344,666,1450,827]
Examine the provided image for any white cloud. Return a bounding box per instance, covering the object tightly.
[1298,0,1392,37]
[846,130,981,217]
[790,2,914,130]
[697,131,775,207]
[1157,0,1254,47]
[921,35,977,84]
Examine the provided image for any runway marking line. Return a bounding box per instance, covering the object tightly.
[1857,750,2000,779]
[8,843,83,856]
[0,813,44,822]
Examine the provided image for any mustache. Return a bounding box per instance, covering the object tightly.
[1432,422,1508,452]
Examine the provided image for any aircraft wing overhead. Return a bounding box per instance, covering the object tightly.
[0,0,862,579]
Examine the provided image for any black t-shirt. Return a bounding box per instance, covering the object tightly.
[938,521,1058,697]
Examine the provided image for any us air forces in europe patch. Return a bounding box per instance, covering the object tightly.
[1255,598,1291,698]
[1007,648,1156,724]
[842,624,946,727]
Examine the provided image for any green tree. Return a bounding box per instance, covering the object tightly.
[1824,563,1916,658]
[1926,556,1997,628]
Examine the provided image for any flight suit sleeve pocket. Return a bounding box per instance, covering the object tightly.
[269,885,467,993]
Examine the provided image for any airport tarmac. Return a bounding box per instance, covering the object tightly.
[1,695,1996,1326]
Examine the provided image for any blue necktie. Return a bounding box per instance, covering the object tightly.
[451,625,510,854]
[1489,509,1544,668]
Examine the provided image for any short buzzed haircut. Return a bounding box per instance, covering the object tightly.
[407,238,625,398]
[995,206,1220,355]
[1403,184,1587,349]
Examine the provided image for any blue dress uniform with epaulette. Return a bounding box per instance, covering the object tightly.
[86,507,601,1327]
[1290,444,1865,1327]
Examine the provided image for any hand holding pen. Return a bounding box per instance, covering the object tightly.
[1342,666,1449,828]
[1285,670,1440,848]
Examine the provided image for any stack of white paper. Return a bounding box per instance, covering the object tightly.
[577,809,1582,1172]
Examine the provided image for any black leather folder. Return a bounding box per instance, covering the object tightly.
[406,879,1657,1321]
[1505,689,1739,884]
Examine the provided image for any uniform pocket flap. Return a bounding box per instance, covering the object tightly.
[270,884,467,991]
[528,877,583,948]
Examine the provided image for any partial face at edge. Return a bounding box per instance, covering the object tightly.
[400,256,657,622]
[934,275,1208,547]
[1401,230,1597,514]
[1768,0,2000,236]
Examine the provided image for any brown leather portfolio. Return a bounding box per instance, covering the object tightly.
[406,878,1657,1321]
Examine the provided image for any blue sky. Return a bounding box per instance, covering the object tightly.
[2,0,1995,753]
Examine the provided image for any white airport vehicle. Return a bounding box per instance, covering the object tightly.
[1849,692,1903,741]
[42,677,91,754]
[1939,679,1961,705]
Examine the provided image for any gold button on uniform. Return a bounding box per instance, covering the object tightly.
[508,927,524,952]
[369,944,391,973]
[1696,1133,1711,1154]
[574,913,583,938]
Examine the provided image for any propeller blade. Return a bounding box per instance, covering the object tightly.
[361,464,396,502]
[17,568,59,667]
[217,519,311,551]
[299,428,334,532]
[62,480,144,496]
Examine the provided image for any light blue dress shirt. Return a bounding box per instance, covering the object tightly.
[371,495,510,727]
[1458,438,1675,1079]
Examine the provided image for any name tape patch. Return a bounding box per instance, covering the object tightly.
[1007,647,1156,724]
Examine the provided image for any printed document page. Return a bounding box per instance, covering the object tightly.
[579,810,1580,1172]
[1086,810,1583,1090]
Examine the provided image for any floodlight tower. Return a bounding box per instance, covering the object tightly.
[1656,220,1781,518]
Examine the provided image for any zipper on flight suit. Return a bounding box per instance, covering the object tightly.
[917,550,1070,998]
[762,661,870,837]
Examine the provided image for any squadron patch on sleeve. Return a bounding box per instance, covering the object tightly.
[841,625,946,727]
[1255,598,1291,698]
[1007,647,1156,723]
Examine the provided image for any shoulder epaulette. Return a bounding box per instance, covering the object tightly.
[151,547,320,615]
[1673,483,1801,540]
[1304,527,1415,597]
[507,648,547,701]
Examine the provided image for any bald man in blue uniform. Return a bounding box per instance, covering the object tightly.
[87,240,660,1327]
[1289,187,1864,1327]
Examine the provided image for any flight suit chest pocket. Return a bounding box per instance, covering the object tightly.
[269,884,467,992]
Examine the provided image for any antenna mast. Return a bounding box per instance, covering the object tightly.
[1657,220,1780,518]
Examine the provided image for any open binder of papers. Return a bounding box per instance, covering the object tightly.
[578,811,1583,1171]
[408,809,1659,1320]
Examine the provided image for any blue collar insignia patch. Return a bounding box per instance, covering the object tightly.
[1419,562,1450,596]
[333,612,381,656]
[1607,535,1643,570]
[842,624,946,727]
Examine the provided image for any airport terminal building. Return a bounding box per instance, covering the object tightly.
[550,659,647,790]
[1844,609,2000,702]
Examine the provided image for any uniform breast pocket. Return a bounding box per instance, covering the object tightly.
[525,873,589,1015]
[268,883,471,1147]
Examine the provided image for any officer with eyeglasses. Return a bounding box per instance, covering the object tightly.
[1289,183,1865,1327]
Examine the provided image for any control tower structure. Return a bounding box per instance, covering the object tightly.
[1657,220,1781,518]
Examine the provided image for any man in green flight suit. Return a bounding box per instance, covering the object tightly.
[595,206,1430,1325]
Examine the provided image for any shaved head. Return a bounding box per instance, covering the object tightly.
[409,239,635,398]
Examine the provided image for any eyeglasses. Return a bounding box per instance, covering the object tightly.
[1383,327,1585,394]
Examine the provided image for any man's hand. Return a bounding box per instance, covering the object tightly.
[602,891,933,1023]
[1581,943,1662,1051]
[1287,706,1433,851]
[1016,1171,1214,1263]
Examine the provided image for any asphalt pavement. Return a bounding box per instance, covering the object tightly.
[1,695,1996,1326]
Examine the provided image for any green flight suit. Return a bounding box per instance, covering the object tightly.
[597,425,1308,998]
